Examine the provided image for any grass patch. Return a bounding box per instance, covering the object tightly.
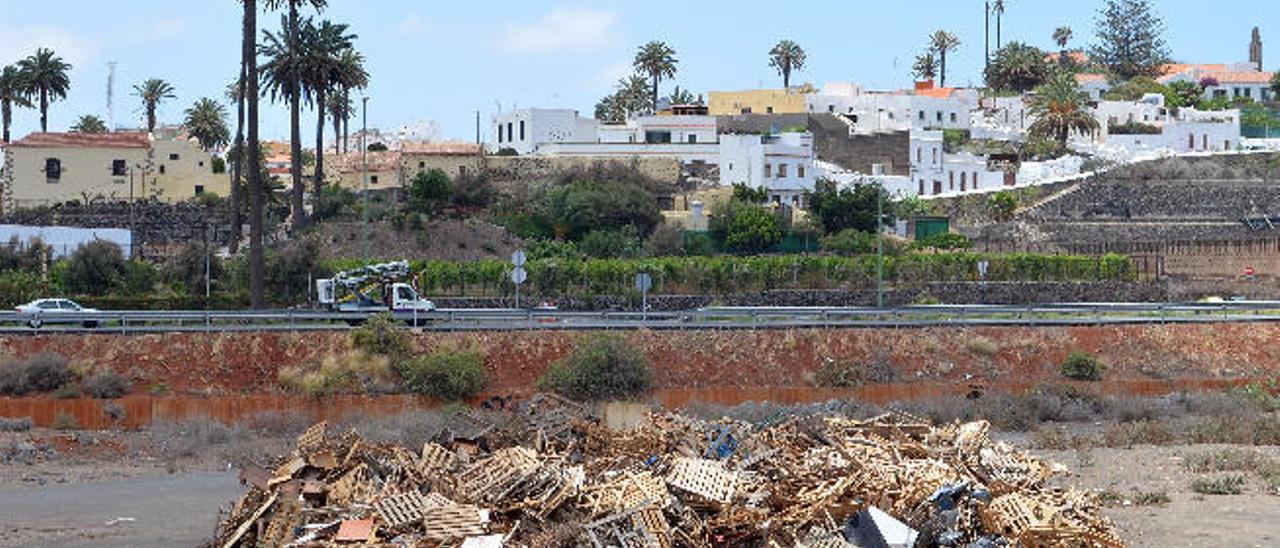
[966,337,998,357]
[1100,420,1175,447]
[277,350,396,398]
[52,412,78,431]
[1189,474,1246,495]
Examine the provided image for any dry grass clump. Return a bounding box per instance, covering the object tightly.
[277,350,397,398]
[1183,448,1268,473]
[1189,474,1245,495]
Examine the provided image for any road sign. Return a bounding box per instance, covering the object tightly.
[977,260,990,280]
[511,267,528,285]
[634,272,652,292]
[511,250,527,267]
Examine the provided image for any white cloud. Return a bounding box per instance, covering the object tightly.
[587,61,633,90]
[394,14,436,37]
[0,26,96,65]
[499,7,619,54]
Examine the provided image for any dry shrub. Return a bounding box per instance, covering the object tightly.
[814,353,897,388]
[278,350,396,398]
[52,412,78,430]
[1100,420,1174,447]
[0,353,72,396]
[1189,474,1245,495]
[966,337,999,357]
[83,368,130,399]
[0,417,33,432]
[1183,448,1269,473]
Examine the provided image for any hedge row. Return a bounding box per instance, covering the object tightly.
[331,253,1137,297]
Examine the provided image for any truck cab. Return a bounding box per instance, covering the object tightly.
[386,283,436,312]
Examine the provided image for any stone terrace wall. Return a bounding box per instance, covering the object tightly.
[0,202,230,258]
[483,156,683,189]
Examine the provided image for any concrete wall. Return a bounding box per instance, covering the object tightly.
[491,109,597,154]
[709,89,808,115]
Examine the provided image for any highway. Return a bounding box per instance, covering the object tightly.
[2,301,1280,334]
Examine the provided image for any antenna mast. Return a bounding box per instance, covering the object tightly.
[106,61,117,131]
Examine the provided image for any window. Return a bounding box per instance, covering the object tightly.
[198,161,205,167]
[766,106,774,114]
[496,125,503,143]
[950,112,957,123]
[519,120,525,140]
[764,164,772,178]
[419,161,425,169]
[932,148,938,164]
[159,164,166,174]
[918,111,925,120]
[45,158,62,182]
[1202,134,1208,150]
[195,185,205,195]
[797,165,805,179]
[507,122,513,141]
[687,134,698,144]
[112,159,127,177]
[919,180,925,195]
[936,111,943,122]
[741,107,752,114]
[1188,134,1195,150]
[933,180,942,194]
[916,147,922,163]
[169,153,180,161]
[828,105,835,113]
[459,165,467,177]
[778,163,788,178]
[949,172,954,189]
[371,175,380,184]
[973,172,979,189]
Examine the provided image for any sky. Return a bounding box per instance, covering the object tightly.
[0,0,1272,143]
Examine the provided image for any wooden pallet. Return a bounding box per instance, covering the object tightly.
[295,422,328,456]
[374,491,432,530]
[421,505,486,541]
[420,442,456,474]
[666,458,738,505]
[328,463,374,507]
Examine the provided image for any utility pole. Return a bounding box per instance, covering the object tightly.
[106,61,117,131]
[475,111,481,144]
[984,2,990,71]
[873,164,885,308]
[361,96,370,264]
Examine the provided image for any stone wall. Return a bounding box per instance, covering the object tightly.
[0,202,230,258]
[807,115,910,176]
[483,156,683,189]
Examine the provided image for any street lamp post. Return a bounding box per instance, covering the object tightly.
[872,164,886,308]
[361,96,369,264]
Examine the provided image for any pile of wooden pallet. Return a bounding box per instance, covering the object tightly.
[213,403,1125,547]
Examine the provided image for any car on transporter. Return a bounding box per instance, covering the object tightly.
[14,299,102,329]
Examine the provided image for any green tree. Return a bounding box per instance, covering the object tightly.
[987,190,1018,221]
[302,20,365,207]
[539,334,652,401]
[132,79,175,134]
[929,31,961,87]
[69,115,108,133]
[15,48,72,133]
[912,51,938,81]
[633,41,677,110]
[1089,0,1169,80]
[769,40,807,89]
[1029,71,1099,148]
[62,241,127,296]
[711,199,781,254]
[806,181,895,235]
[1271,73,1280,99]
[993,0,1007,49]
[547,181,661,240]
[1164,81,1203,110]
[1102,76,1168,101]
[0,65,33,143]
[408,169,452,215]
[984,42,1050,93]
[667,86,696,106]
[263,0,328,231]
[183,98,230,152]
[1053,26,1073,54]
[731,183,769,203]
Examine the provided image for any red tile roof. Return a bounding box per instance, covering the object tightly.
[9,132,150,149]
[1075,73,1108,84]
[401,141,482,155]
[1206,71,1275,84]
[914,87,957,99]
[1046,51,1089,64]
[1160,63,1229,76]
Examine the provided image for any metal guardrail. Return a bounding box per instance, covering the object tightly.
[1,301,1280,334]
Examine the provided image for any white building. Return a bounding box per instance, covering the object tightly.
[488,108,719,162]
[1158,63,1276,102]
[490,108,600,155]
[1075,73,1111,101]
[719,132,816,207]
[1093,95,1241,154]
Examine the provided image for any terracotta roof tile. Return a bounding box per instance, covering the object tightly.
[1205,71,1275,84]
[401,141,482,155]
[10,132,150,149]
[914,87,956,99]
[1075,73,1108,84]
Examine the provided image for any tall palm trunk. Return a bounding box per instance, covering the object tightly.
[230,64,246,254]
[245,0,266,309]
[313,87,325,207]
[997,14,1002,50]
[288,4,306,231]
[39,89,48,132]
[651,76,659,111]
[2,103,11,143]
[940,52,948,87]
[146,107,156,134]
[783,67,791,89]
[330,103,341,154]
[342,95,350,154]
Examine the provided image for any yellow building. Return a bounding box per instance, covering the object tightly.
[708,88,810,116]
[401,141,482,180]
[1,132,227,211]
[328,151,403,191]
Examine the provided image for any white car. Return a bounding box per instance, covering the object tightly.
[14,299,101,328]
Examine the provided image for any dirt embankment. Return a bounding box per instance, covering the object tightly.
[1,323,1277,399]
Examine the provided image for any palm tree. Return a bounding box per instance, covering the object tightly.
[263,0,327,231]
[226,78,244,255]
[15,48,72,133]
[326,91,353,153]
[993,0,1006,49]
[241,0,266,308]
[668,86,696,106]
[0,66,33,142]
[70,115,108,133]
[133,79,175,134]
[301,20,364,207]
[769,40,807,89]
[183,98,230,152]
[1029,71,1099,148]
[1053,26,1074,66]
[913,51,939,82]
[633,41,677,111]
[929,31,961,87]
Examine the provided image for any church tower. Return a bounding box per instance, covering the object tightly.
[1250,27,1263,72]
